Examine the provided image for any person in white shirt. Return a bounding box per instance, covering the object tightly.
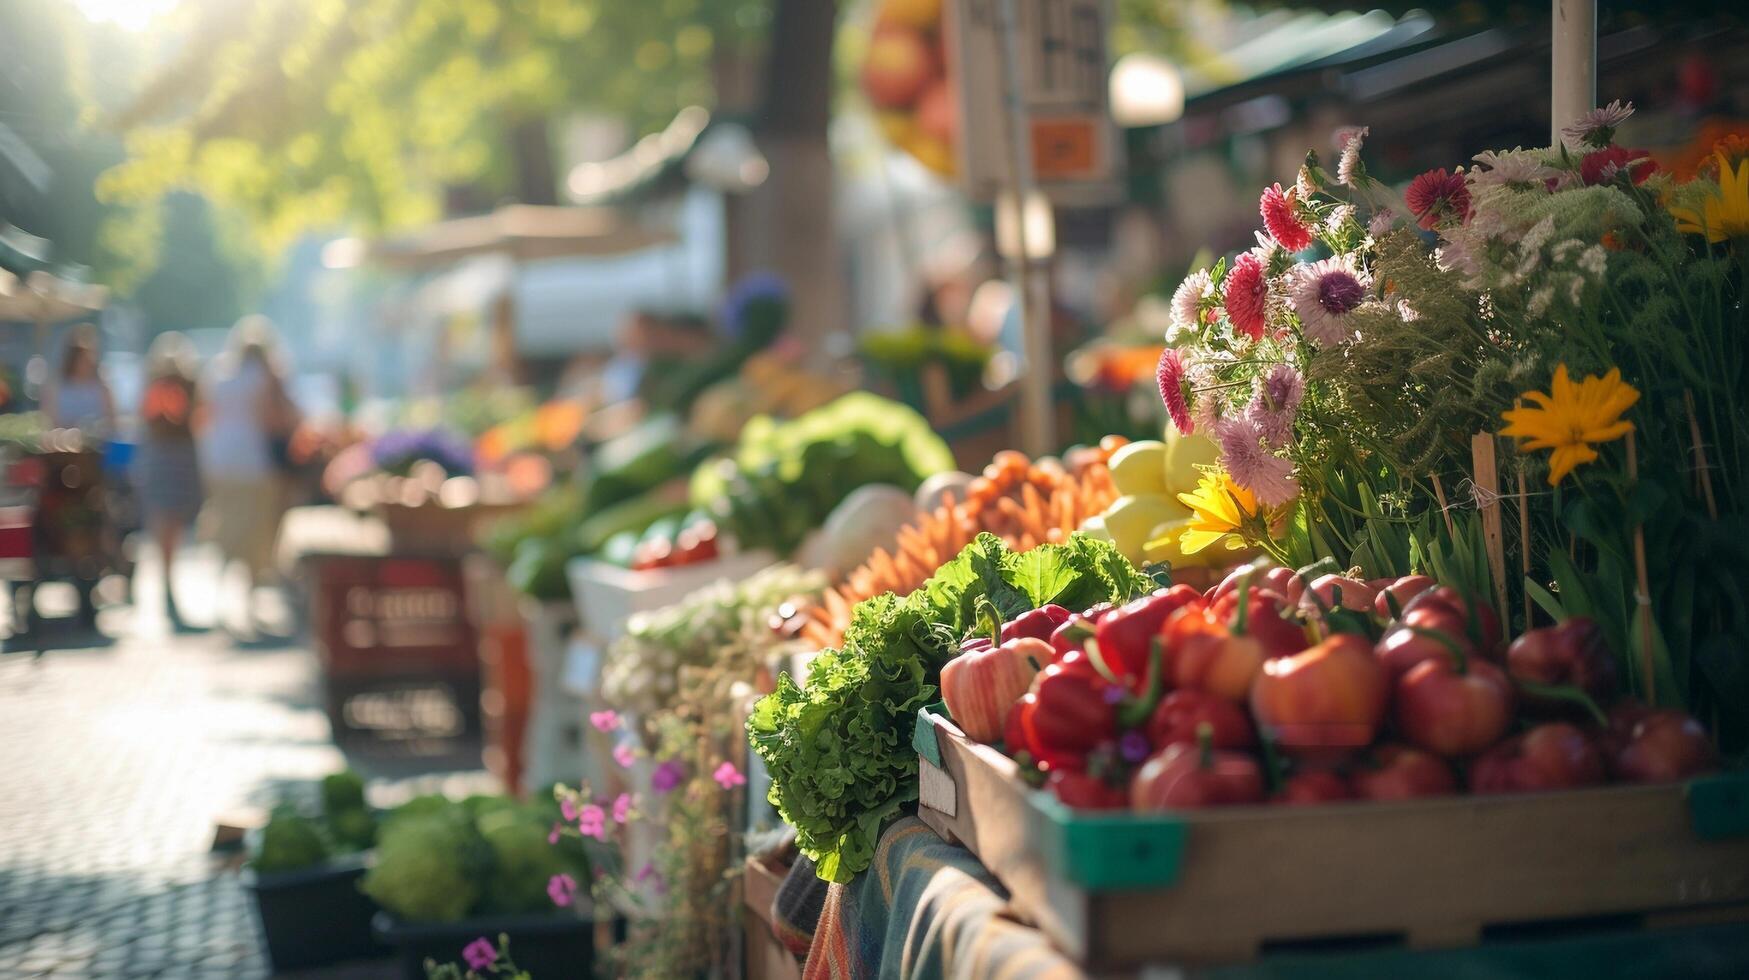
[197,316,299,635]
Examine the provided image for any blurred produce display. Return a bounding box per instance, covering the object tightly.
[860,326,993,403]
[688,392,956,557]
[859,0,955,175]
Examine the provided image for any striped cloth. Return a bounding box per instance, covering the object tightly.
[799,817,1083,980]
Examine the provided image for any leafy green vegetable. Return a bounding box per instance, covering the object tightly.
[748,533,1148,883]
[362,807,488,922]
[252,806,329,874]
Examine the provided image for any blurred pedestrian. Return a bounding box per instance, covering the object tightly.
[43,325,115,436]
[198,316,300,636]
[135,332,203,629]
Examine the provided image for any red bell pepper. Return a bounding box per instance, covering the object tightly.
[1003,604,1072,643]
[1093,585,1202,690]
[1048,602,1114,659]
[1022,652,1120,768]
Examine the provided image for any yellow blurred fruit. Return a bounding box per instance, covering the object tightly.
[1165,429,1222,495]
[902,131,956,175]
[880,0,943,30]
[1079,514,1112,543]
[1107,440,1169,497]
[1103,494,1192,565]
[878,112,917,145]
[1142,517,1206,568]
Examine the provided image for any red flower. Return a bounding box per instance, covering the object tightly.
[1580,146,1657,186]
[1223,252,1269,342]
[1259,182,1313,251]
[1157,348,1193,435]
[1404,168,1471,230]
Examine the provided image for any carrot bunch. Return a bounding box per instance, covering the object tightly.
[799,439,1127,649]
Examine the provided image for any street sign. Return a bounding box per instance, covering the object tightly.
[947,0,1120,203]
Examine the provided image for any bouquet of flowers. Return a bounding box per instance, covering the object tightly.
[1156,104,1748,749]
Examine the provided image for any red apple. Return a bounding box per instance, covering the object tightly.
[1394,655,1515,757]
[861,27,937,109]
[1147,689,1256,751]
[1130,737,1265,810]
[1610,710,1718,783]
[1506,617,1618,708]
[1404,587,1502,660]
[1297,574,1377,617]
[1351,744,1458,800]
[1272,769,1353,806]
[1250,634,1389,760]
[1375,604,1479,680]
[1374,575,1436,618]
[1470,722,1606,794]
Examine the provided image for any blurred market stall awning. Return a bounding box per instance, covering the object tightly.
[0,269,107,324]
[347,205,675,272]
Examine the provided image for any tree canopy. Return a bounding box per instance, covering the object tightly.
[103,0,773,251]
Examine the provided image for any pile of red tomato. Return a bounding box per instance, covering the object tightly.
[938,563,1720,811]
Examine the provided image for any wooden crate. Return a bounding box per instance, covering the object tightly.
[743,855,804,980]
[913,704,1749,968]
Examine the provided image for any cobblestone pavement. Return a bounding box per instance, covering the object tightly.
[0,548,416,978]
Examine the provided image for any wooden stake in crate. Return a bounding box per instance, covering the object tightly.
[1471,432,1509,642]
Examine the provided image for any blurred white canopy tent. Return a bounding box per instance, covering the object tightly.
[0,269,107,324]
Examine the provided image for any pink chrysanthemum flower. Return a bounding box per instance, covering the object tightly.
[1193,390,1222,434]
[1215,417,1299,507]
[1170,270,1214,333]
[1156,348,1194,434]
[1223,252,1269,342]
[1289,256,1368,346]
[1246,363,1305,447]
[1335,126,1368,186]
[1470,149,1554,189]
[1404,168,1471,230]
[1260,182,1313,251]
[1561,99,1634,150]
[1367,207,1395,237]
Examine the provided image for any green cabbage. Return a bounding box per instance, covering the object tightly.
[361,809,487,922]
[748,533,1149,882]
[252,806,329,874]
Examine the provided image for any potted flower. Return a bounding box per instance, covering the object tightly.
[241,770,382,971]
[364,794,600,980]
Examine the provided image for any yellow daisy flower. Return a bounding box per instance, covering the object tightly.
[1500,364,1639,486]
[1670,151,1749,243]
[1175,469,1260,554]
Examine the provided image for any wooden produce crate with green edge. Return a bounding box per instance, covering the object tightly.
[913,703,1749,969]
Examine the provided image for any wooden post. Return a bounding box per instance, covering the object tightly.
[1471,433,1509,641]
[994,0,1055,457]
[1518,469,1533,627]
[1626,431,1655,703]
[1551,0,1597,143]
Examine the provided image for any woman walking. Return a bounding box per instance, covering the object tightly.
[43,325,115,435]
[135,332,203,629]
[198,316,299,638]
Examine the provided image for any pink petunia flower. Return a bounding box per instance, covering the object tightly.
[560,797,580,822]
[611,792,634,824]
[1259,183,1313,251]
[1222,252,1269,342]
[1404,168,1471,230]
[612,743,638,769]
[651,759,686,794]
[713,762,747,790]
[547,872,578,907]
[462,937,498,972]
[1215,417,1300,508]
[589,710,621,733]
[548,822,563,845]
[1289,256,1369,346]
[1561,99,1634,150]
[1156,348,1194,435]
[1246,363,1305,448]
[577,804,607,841]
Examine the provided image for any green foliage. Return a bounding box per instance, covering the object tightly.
[320,769,367,816]
[104,0,773,251]
[476,808,586,916]
[364,804,489,923]
[252,805,330,874]
[691,392,956,555]
[748,533,1149,882]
